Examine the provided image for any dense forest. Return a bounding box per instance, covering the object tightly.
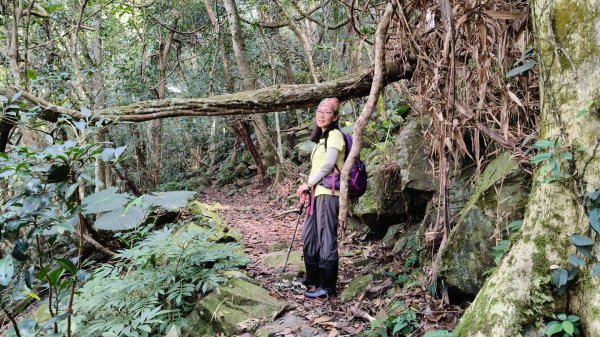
[0,0,599,336]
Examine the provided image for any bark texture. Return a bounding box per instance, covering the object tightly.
[454,0,600,335]
[338,2,395,228]
[3,60,412,123]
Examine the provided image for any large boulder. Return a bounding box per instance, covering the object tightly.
[351,116,435,229]
[441,151,530,299]
[186,279,292,336]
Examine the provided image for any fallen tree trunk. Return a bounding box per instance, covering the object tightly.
[1,60,413,123]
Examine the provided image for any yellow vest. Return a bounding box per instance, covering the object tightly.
[310,129,345,197]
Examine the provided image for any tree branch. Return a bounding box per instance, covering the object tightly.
[338,1,395,230]
[3,58,413,122]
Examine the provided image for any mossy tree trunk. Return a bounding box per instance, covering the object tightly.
[455,0,600,335]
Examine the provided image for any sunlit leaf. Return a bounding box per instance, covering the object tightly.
[568,254,584,267]
[82,187,130,214]
[93,206,148,231]
[0,255,15,286]
[570,235,594,247]
[545,321,562,336]
[531,152,553,164]
[506,60,535,78]
[589,208,600,235]
[551,268,568,288]
[142,191,196,211]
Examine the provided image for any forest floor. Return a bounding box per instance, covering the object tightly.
[202,184,462,337]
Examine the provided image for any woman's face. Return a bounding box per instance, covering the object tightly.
[315,106,338,129]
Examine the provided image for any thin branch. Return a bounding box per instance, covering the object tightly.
[238,0,330,28]
[149,14,208,35]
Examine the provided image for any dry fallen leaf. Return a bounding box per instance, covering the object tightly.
[313,316,333,324]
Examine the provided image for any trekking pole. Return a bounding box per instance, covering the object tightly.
[280,198,307,280]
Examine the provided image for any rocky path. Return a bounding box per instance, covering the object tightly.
[203,187,368,336]
[202,186,461,337]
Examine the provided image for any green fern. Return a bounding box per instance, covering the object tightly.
[65,223,249,336]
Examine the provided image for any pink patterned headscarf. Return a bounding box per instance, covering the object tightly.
[317,97,340,113]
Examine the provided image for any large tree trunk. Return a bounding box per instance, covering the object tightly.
[454,0,600,335]
[222,0,278,167]
[5,59,413,122]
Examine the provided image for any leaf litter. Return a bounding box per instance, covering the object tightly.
[202,186,463,336]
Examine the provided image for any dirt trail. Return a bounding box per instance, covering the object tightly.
[203,187,368,336]
[202,186,461,336]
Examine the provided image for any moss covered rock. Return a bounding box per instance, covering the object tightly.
[263,250,305,274]
[351,116,435,229]
[441,152,530,297]
[340,274,373,303]
[187,279,292,336]
[187,201,219,221]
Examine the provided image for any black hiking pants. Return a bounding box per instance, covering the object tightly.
[301,194,339,289]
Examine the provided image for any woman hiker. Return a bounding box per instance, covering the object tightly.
[296,97,345,299]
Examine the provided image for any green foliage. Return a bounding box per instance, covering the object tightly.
[11,222,250,337]
[423,330,455,337]
[545,313,581,337]
[550,187,600,294]
[490,219,523,266]
[362,301,419,337]
[530,139,575,183]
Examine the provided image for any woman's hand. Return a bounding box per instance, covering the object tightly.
[296,184,311,204]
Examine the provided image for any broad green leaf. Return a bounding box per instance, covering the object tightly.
[545,322,562,336]
[531,152,553,164]
[562,321,574,335]
[66,183,79,199]
[589,208,600,235]
[532,139,555,149]
[143,191,196,211]
[47,268,64,286]
[81,107,91,118]
[100,148,115,162]
[561,152,573,160]
[568,254,584,267]
[82,187,130,214]
[587,188,600,202]
[552,268,568,288]
[93,206,148,231]
[0,255,15,286]
[566,315,580,323]
[507,220,523,232]
[576,245,593,258]
[55,258,77,274]
[22,195,43,214]
[570,235,594,247]
[114,146,126,160]
[76,269,90,282]
[557,313,567,320]
[74,120,86,132]
[506,60,535,78]
[593,262,600,277]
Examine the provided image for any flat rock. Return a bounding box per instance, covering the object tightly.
[186,279,293,336]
